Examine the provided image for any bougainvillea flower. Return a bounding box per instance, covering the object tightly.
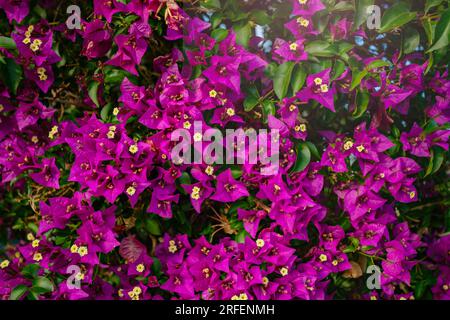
[81,19,112,58]
[203,55,241,93]
[298,69,335,111]
[29,157,60,189]
[343,186,386,222]
[210,169,249,202]
[0,0,29,23]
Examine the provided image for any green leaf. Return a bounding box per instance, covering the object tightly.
[210,13,223,29]
[251,10,271,25]
[145,218,162,236]
[9,285,28,300]
[88,81,100,108]
[350,59,390,90]
[261,100,276,123]
[100,102,113,122]
[305,141,320,160]
[354,0,374,29]
[234,22,252,47]
[0,58,22,94]
[243,94,259,112]
[0,36,17,50]
[290,64,307,94]
[427,8,450,53]
[353,90,370,118]
[425,148,445,176]
[291,142,311,173]
[201,0,221,9]
[402,28,420,54]
[379,3,416,33]
[425,0,444,13]
[305,40,337,57]
[32,277,54,294]
[273,62,295,99]
[22,264,40,279]
[333,1,353,12]
[332,60,346,80]
[211,28,229,42]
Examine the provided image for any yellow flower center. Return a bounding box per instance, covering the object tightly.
[226,108,235,116]
[0,260,10,269]
[289,104,296,112]
[32,239,40,248]
[136,264,145,273]
[256,239,265,248]
[314,77,323,85]
[193,133,203,142]
[70,244,79,253]
[132,286,142,295]
[77,246,88,257]
[129,144,138,154]
[113,107,120,116]
[205,166,214,175]
[297,17,310,27]
[33,252,43,261]
[27,233,35,241]
[280,267,289,276]
[209,89,218,98]
[289,43,298,51]
[319,254,328,262]
[126,186,136,196]
[75,272,85,281]
[409,191,415,199]
[320,84,329,93]
[22,37,31,44]
[356,145,365,152]
[169,244,178,253]
[107,131,115,139]
[191,186,201,200]
[343,140,354,150]
[48,125,58,139]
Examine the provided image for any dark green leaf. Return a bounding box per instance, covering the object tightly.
[273,62,295,99]
[354,0,374,29]
[353,90,370,118]
[234,22,252,47]
[0,58,22,94]
[379,3,416,33]
[211,28,229,42]
[291,142,311,173]
[425,0,444,13]
[88,81,100,108]
[290,64,307,94]
[305,40,337,57]
[425,148,445,176]
[403,28,420,54]
[9,285,28,300]
[22,264,40,279]
[0,36,17,50]
[427,8,450,52]
[32,277,54,294]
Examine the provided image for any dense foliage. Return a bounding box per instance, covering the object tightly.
[0,0,449,300]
